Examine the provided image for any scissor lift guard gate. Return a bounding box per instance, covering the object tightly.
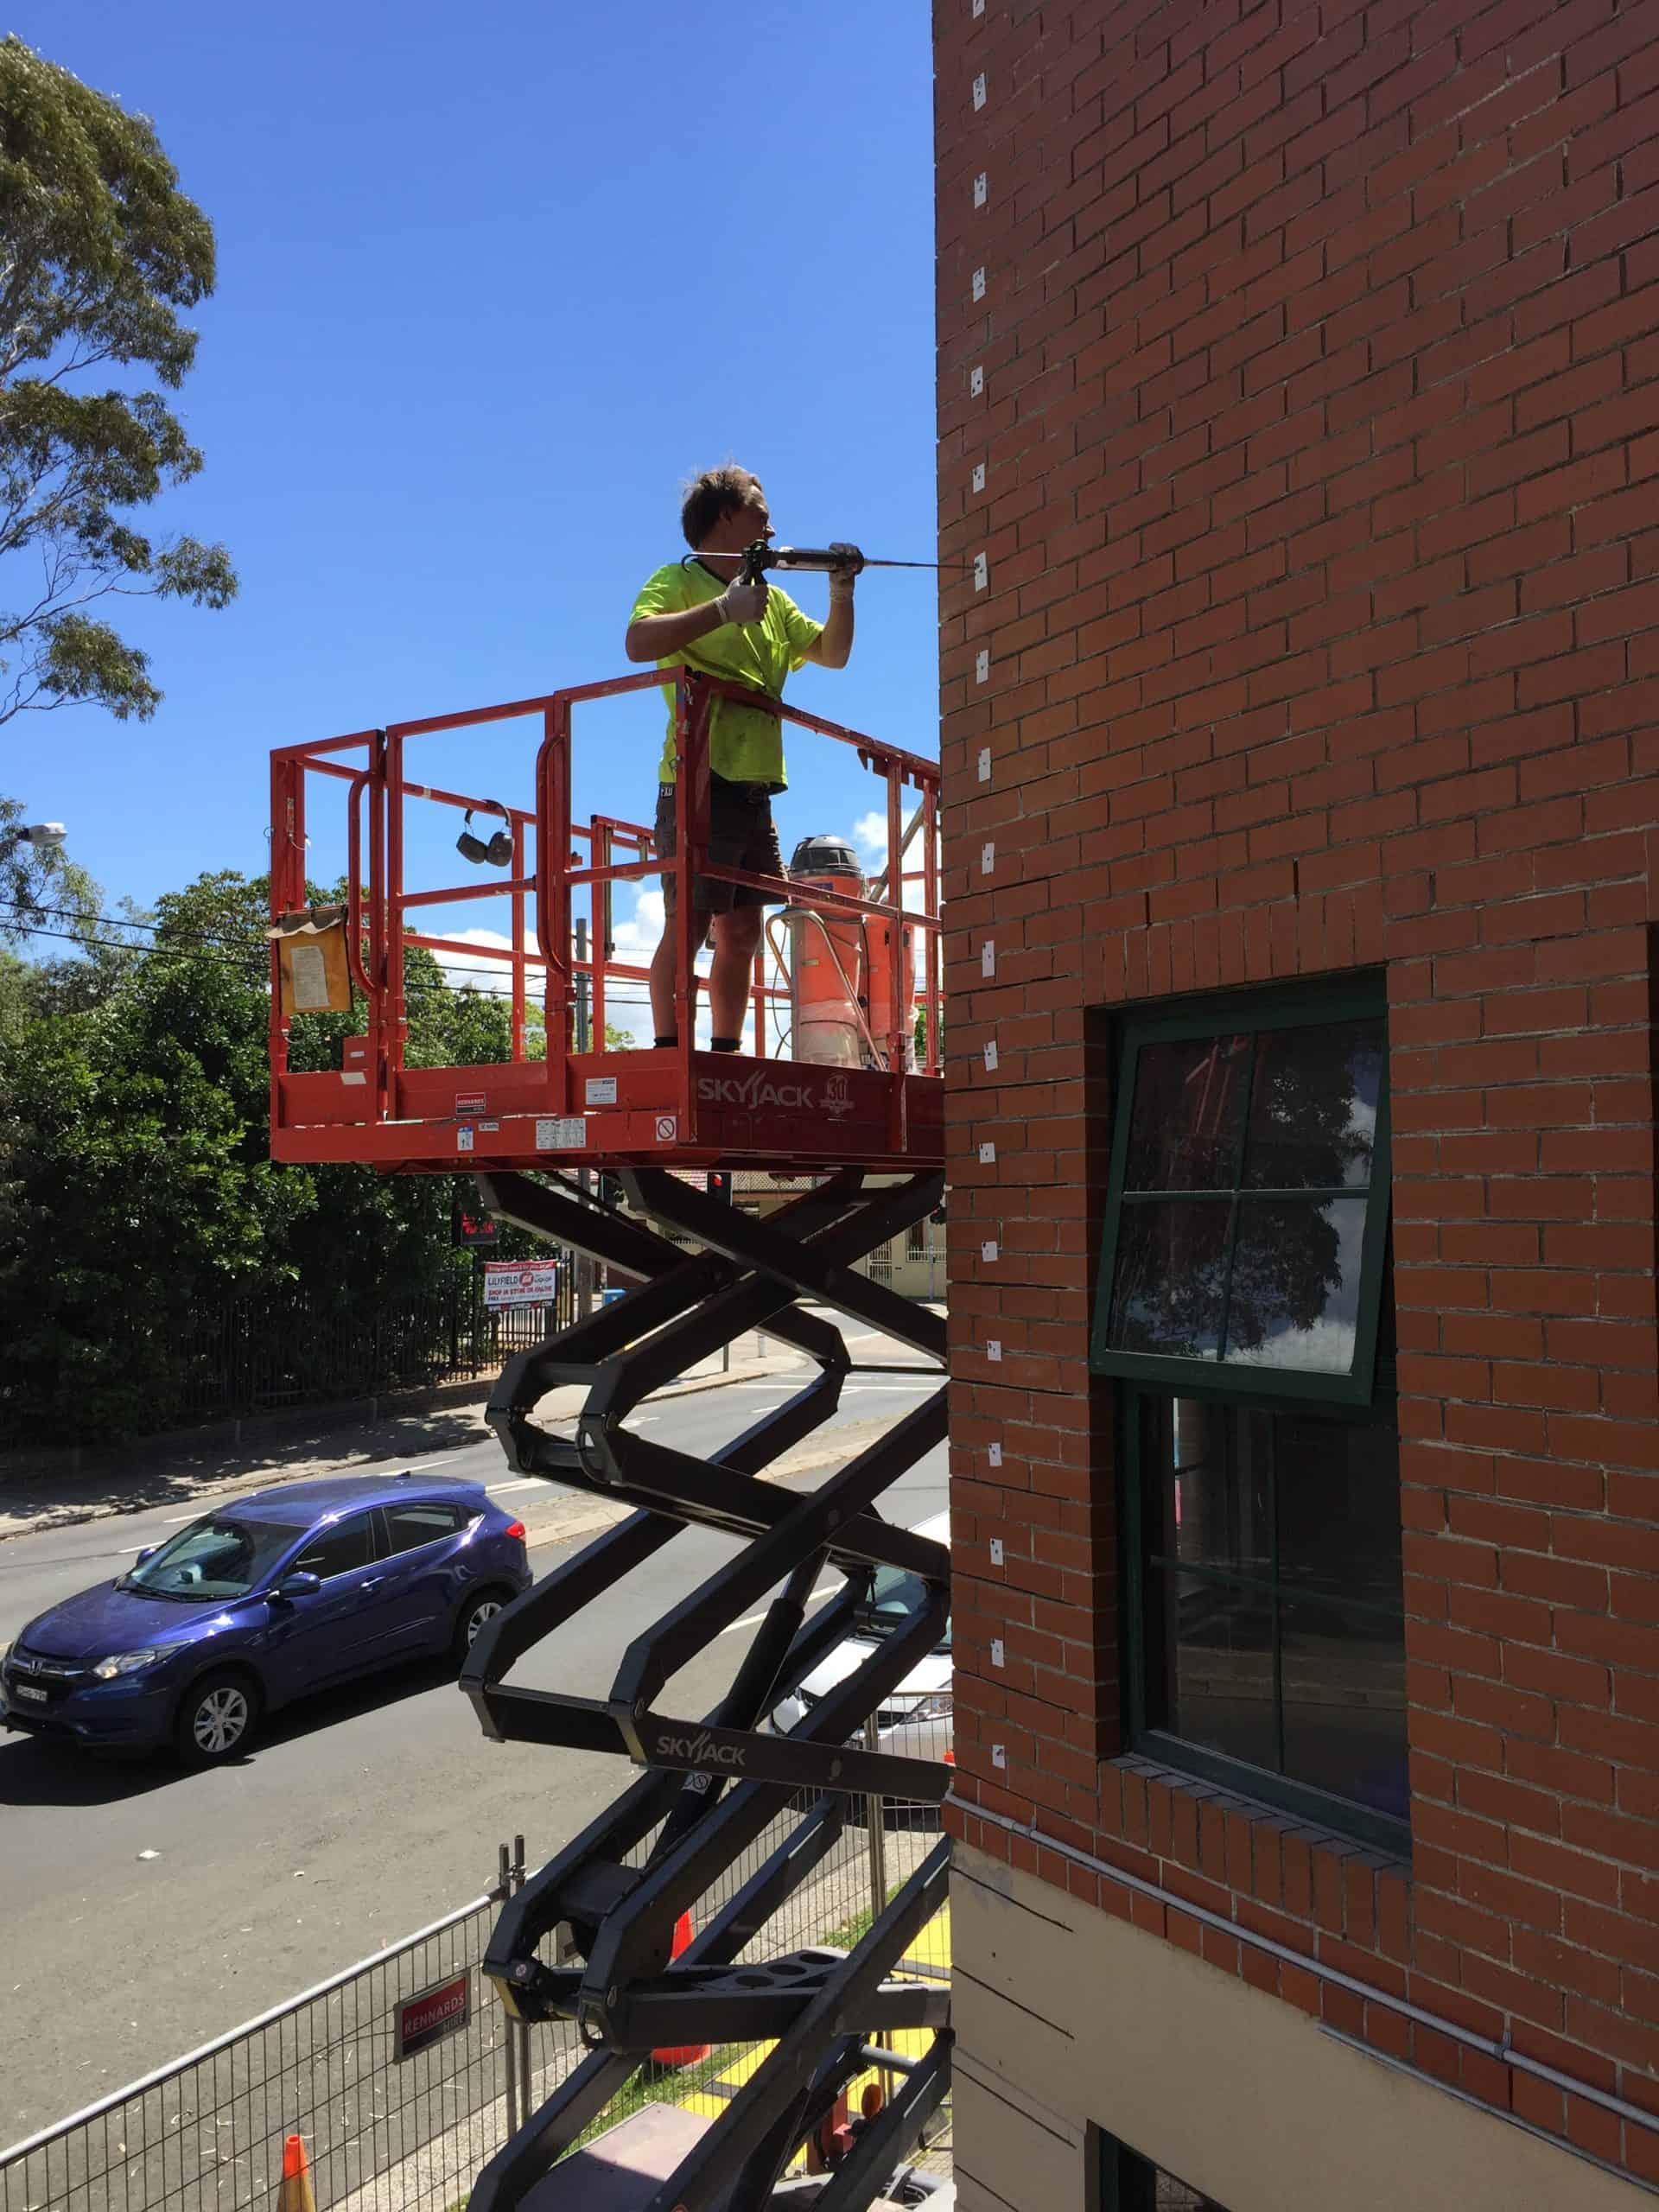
[268,673,951,2212]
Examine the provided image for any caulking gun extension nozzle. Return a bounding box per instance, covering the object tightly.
[756,543,976,573]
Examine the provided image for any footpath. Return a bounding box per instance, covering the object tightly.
[0,1328,821,1546]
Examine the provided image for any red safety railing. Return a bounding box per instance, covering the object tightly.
[268,669,941,1167]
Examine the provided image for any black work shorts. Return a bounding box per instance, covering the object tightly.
[656,775,786,915]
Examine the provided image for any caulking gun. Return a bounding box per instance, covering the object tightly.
[735,542,971,585]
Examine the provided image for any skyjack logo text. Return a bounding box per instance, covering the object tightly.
[697,1069,816,1111]
[657,1728,747,1770]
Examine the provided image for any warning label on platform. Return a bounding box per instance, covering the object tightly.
[585,1076,619,1106]
[535,1116,587,1149]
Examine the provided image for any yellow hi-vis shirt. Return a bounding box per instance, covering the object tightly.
[632,558,823,791]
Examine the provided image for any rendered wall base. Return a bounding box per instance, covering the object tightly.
[950,1844,1651,2212]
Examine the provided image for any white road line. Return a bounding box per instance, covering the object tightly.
[484,1479,543,1497]
[720,1581,841,1636]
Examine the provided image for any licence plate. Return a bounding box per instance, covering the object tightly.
[11,1683,47,1702]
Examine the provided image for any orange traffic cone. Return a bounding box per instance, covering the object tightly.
[276,2133,316,2212]
[651,1912,712,2069]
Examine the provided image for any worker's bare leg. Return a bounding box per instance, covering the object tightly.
[708,908,762,1046]
[650,906,760,1046]
[649,918,706,1041]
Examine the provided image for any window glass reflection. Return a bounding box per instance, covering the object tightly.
[1141,1396,1404,1827]
[1099,2135,1235,2211]
[1123,1034,1251,1192]
[1243,1020,1383,1190]
[1273,1411,1402,1605]
[1153,1568,1276,1775]
[1224,1196,1366,1371]
[1280,1597,1408,1821]
[1108,1200,1230,1360]
[1151,1397,1270,1576]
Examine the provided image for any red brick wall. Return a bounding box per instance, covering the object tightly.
[937,0,1659,2183]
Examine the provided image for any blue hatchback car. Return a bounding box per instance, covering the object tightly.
[0,1473,531,1765]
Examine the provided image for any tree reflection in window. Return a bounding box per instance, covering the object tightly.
[1099,1011,1387,1399]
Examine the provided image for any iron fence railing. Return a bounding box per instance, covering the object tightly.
[2,1782,950,2212]
[863,1247,944,1300]
[0,1269,578,1451]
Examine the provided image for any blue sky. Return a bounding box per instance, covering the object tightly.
[10,3,938,1035]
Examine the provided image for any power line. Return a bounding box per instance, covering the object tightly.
[2,920,656,1052]
[4,920,270,973]
[0,896,658,999]
[0,905,658,1008]
[0,918,530,1005]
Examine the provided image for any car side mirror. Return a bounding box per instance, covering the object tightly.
[133,1544,157,1566]
[274,1571,322,1601]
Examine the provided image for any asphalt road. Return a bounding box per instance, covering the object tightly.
[0,1371,946,2143]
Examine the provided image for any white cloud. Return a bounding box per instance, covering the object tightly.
[612,886,665,955]
[849,815,889,880]
[428,885,793,1051]
[432,926,524,997]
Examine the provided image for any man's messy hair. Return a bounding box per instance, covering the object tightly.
[681,463,759,549]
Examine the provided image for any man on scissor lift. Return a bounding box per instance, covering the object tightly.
[625,464,858,1053]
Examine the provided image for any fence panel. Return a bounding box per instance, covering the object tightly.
[0,1897,549,2212]
[3,1782,950,2212]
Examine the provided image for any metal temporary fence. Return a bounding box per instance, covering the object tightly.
[3,1777,950,2212]
[0,1885,507,2212]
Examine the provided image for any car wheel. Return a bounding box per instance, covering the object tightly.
[175,1671,261,1766]
[454,1587,512,1663]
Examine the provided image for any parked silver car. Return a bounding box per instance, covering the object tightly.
[772,1511,952,1790]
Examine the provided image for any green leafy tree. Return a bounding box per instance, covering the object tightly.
[0,38,237,954]
[0,36,237,732]
[0,869,554,1441]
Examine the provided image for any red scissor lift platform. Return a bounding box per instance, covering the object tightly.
[268,668,942,1175]
[268,673,954,2212]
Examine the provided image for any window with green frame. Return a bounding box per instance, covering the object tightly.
[1091,982,1407,1852]
[1090,982,1390,1402]
[1096,2124,1233,2209]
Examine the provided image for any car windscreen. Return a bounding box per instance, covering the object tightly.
[122,1516,304,1601]
[865,1563,952,1649]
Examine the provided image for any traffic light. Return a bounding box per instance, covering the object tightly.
[455,1205,499,1248]
[599,1174,625,1210]
[706,1169,732,1204]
